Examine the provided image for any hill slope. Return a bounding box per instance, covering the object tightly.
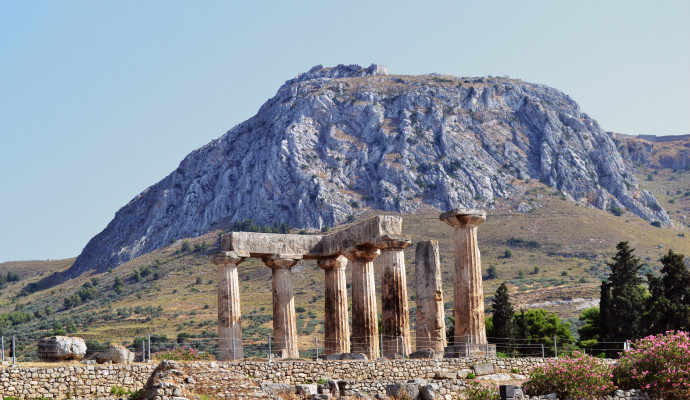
[65,64,669,280]
[1,171,688,359]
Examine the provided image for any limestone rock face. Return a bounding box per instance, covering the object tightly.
[96,343,135,364]
[66,64,671,277]
[37,336,87,361]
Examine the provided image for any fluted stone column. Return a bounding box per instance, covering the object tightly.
[318,255,350,355]
[263,254,301,358]
[345,245,381,360]
[376,237,412,358]
[441,208,487,345]
[415,240,447,354]
[212,251,247,361]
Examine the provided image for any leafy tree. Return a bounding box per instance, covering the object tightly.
[63,294,82,309]
[77,282,98,302]
[485,264,497,280]
[6,271,20,282]
[181,240,192,252]
[514,309,574,356]
[140,266,151,277]
[644,249,690,333]
[577,307,600,349]
[600,241,646,344]
[490,283,514,346]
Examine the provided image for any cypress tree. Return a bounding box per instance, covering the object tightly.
[491,282,515,342]
[599,280,612,341]
[602,241,646,343]
[645,249,690,333]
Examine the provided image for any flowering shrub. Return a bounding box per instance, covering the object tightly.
[522,351,615,399]
[460,380,499,400]
[153,346,215,361]
[613,331,690,400]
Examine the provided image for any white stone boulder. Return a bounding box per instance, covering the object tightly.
[37,336,87,361]
[96,343,135,364]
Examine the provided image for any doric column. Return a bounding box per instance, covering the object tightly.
[211,251,247,361]
[345,245,381,360]
[317,255,350,355]
[262,254,302,359]
[375,236,412,358]
[440,208,487,345]
[415,240,446,354]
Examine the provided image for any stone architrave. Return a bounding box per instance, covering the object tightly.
[375,236,412,358]
[440,208,487,345]
[318,255,350,355]
[211,251,247,361]
[345,245,381,360]
[415,240,446,354]
[263,254,302,358]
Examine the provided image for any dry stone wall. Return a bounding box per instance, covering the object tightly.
[236,357,545,384]
[0,364,154,399]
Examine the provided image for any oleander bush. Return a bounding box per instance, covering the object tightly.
[613,331,690,400]
[522,351,615,399]
[153,346,215,361]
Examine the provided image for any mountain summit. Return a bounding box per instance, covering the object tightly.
[66,64,670,277]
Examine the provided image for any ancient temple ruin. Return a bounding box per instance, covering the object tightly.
[211,209,494,361]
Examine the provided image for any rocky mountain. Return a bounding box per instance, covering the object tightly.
[65,64,671,278]
[613,133,690,171]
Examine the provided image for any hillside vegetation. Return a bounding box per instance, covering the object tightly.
[0,169,687,360]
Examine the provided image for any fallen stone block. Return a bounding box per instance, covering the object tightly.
[37,336,87,361]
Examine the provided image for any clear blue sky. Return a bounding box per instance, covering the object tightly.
[1,1,688,262]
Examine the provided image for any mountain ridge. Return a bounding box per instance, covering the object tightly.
[63,64,671,280]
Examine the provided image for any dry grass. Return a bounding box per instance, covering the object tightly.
[1,170,688,353]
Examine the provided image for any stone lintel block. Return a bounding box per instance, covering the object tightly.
[222,232,324,257]
[211,251,249,265]
[439,208,486,227]
[219,216,403,258]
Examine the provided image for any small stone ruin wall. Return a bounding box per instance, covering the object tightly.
[236,357,545,384]
[0,364,154,399]
[0,358,542,399]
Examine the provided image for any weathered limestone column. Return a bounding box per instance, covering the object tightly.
[415,240,447,354]
[211,251,247,361]
[345,245,381,360]
[440,208,487,345]
[376,236,412,358]
[318,255,350,355]
[262,254,302,358]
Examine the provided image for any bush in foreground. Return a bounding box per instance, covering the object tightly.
[522,351,615,399]
[613,331,690,400]
[460,380,499,400]
[153,346,215,361]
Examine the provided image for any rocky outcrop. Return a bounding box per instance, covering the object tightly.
[614,132,690,170]
[37,336,87,361]
[66,64,671,277]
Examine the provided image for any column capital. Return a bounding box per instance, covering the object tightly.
[440,208,486,228]
[211,251,249,266]
[262,254,302,269]
[374,235,412,251]
[317,255,348,271]
[344,244,381,262]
